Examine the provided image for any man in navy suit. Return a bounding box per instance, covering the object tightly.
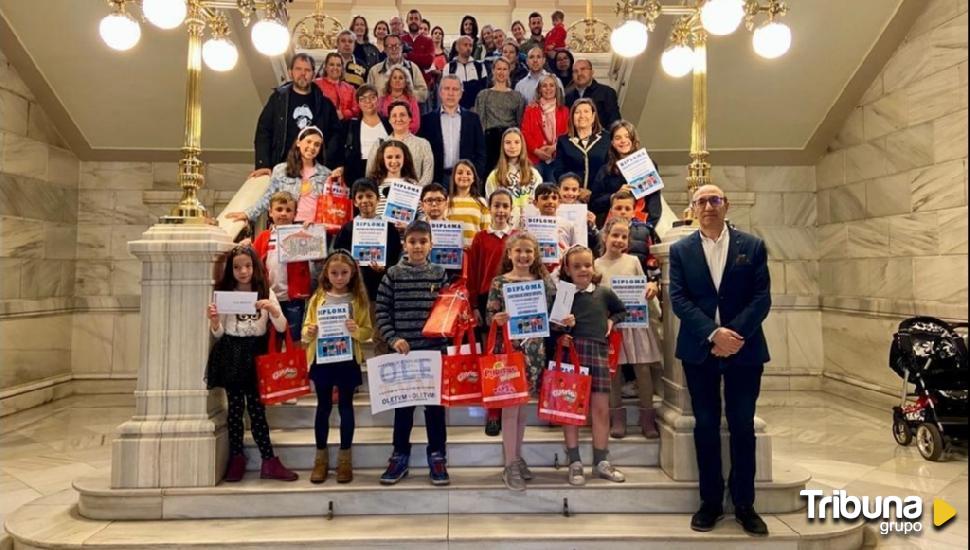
[419,75,486,191]
[668,185,772,537]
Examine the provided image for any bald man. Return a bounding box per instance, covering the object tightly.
[668,185,772,537]
[566,59,620,129]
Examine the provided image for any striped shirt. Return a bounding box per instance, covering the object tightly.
[447,196,491,248]
[375,260,450,350]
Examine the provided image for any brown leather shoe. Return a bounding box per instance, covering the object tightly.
[310,449,328,484]
[336,448,353,483]
[260,456,299,481]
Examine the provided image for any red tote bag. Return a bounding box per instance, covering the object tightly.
[315,177,353,234]
[441,326,483,407]
[538,337,592,426]
[478,322,530,408]
[607,329,623,378]
[256,327,311,405]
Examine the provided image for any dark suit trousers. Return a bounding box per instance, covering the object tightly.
[683,356,763,507]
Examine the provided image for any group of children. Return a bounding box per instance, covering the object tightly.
[206,138,664,490]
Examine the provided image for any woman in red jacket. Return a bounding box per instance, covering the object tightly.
[520,74,568,182]
[315,53,359,120]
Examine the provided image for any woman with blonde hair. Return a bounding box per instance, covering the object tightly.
[520,74,569,183]
[377,66,421,134]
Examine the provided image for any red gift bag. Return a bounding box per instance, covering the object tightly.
[315,177,353,233]
[256,327,311,405]
[478,322,530,408]
[422,278,475,338]
[538,337,592,426]
[607,329,623,378]
[441,326,483,407]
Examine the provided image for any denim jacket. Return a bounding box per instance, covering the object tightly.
[245,162,332,221]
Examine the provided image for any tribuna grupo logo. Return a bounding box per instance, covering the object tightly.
[801,490,957,536]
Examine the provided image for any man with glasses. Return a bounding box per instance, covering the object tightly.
[335,30,368,89]
[668,185,772,538]
[366,34,429,103]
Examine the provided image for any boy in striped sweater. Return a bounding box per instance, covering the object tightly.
[376,220,452,486]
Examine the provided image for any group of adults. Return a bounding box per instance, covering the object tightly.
[246,8,773,538]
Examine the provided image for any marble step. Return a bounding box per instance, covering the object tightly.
[265,394,660,429]
[73,463,810,520]
[245,426,660,470]
[7,494,866,549]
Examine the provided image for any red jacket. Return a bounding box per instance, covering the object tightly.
[314,78,360,120]
[402,33,437,90]
[544,23,567,55]
[521,103,569,165]
[466,229,516,306]
[252,229,312,300]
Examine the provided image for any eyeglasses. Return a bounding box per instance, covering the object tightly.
[358,94,377,102]
[422,197,446,205]
[692,196,725,208]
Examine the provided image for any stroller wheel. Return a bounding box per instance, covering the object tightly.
[916,423,945,461]
[892,417,913,446]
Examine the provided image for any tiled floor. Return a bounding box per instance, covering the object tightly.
[0,391,966,548]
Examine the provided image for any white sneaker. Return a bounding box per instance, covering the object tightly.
[568,461,586,486]
[595,460,626,482]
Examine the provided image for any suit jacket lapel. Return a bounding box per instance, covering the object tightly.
[720,228,741,290]
[688,232,718,295]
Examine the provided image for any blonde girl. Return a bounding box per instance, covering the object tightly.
[485,127,542,227]
[302,250,374,484]
[447,159,491,247]
[594,218,662,439]
[486,233,555,491]
[557,245,628,486]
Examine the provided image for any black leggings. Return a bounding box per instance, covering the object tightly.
[314,383,356,450]
[226,387,274,459]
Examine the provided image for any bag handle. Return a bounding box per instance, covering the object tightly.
[485,320,513,354]
[452,324,479,356]
[553,335,581,371]
[266,319,296,353]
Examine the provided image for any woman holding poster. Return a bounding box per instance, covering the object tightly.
[301,251,374,484]
[590,120,664,225]
[486,233,556,491]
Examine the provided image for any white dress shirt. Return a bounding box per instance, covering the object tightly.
[700,224,730,332]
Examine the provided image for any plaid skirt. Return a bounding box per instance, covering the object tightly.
[574,338,611,393]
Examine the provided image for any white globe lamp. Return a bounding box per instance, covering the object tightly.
[610,20,649,58]
[203,37,239,71]
[753,21,791,59]
[99,12,141,51]
[700,0,745,36]
[661,44,694,77]
[143,0,187,30]
[251,18,290,56]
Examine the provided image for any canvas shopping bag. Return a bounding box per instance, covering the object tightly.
[256,326,311,405]
[607,329,623,377]
[315,177,353,233]
[538,337,592,426]
[441,326,483,407]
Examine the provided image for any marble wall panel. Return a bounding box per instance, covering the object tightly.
[822,312,903,391]
[767,261,785,294]
[76,226,111,260]
[74,261,111,296]
[749,193,784,226]
[828,182,866,223]
[865,173,912,218]
[205,163,254,191]
[933,108,969,163]
[48,146,80,188]
[786,310,823,371]
[761,312,788,369]
[847,219,891,258]
[43,224,77,260]
[863,90,907,141]
[907,0,968,39]
[860,73,884,105]
[110,260,142,297]
[885,123,936,175]
[19,259,73,299]
[867,257,915,301]
[710,166,747,192]
[889,212,941,255]
[0,258,21,299]
[70,313,115,375]
[883,11,969,93]
[0,216,44,258]
[818,223,848,259]
[914,254,969,303]
[0,349,71,389]
[816,151,845,190]
[819,259,868,297]
[746,166,815,193]
[784,261,819,296]
[832,107,865,150]
[0,50,33,100]
[77,191,116,225]
[753,227,817,261]
[937,206,969,254]
[111,313,140,376]
[783,193,816,226]
[911,159,966,211]
[26,102,68,149]
[112,191,157,226]
[906,65,966,125]
[109,226,147,261]
[80,162,153,190]
[0,89,28,135]
[1,133,48,179]
[845,141,891,183]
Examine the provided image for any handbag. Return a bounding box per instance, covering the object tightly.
[315,177,353,233]
[607,329,623,378]
[538,337,592,426]
[478,321,530,408]
[422,278,475,338]
[256,326,311,405]
[441,326,483,407]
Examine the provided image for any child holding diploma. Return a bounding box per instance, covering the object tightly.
[302,251,374,483]
[205,246,298,483]
[594,218,661,439]
[590,121,663,226]
[367,139,420,228]
[467,188,516,437]
[486,233,556,491]
[556,244,627,486]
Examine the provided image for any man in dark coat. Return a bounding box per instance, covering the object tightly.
[565,59,621,130]
[251,53,342,178]
[419,75,486,190]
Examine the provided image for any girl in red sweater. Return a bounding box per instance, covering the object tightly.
[466,188,516,437]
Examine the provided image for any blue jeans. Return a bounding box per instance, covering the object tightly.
[279,300,306,343]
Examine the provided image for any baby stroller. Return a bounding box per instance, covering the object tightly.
[889,317,968,461]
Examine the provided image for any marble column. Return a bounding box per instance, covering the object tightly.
[652,225,773,483]
[111,223,234,488]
